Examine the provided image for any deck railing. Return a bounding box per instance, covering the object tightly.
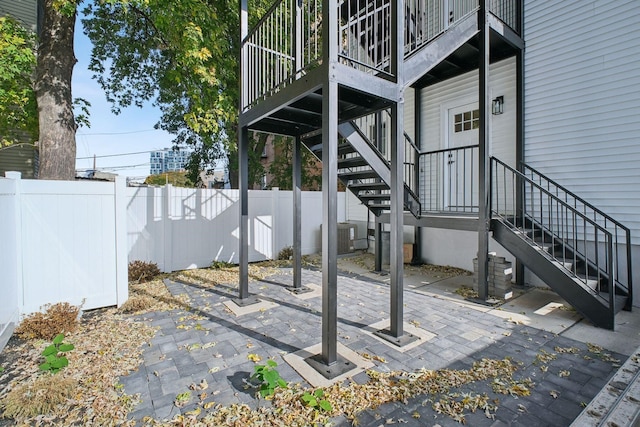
[241,0,322,110]
[418,144,479,213]
[242,0,521,110]
[492,158,632,310]
[338,0,394,76]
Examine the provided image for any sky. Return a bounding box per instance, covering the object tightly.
[72,13,175,181]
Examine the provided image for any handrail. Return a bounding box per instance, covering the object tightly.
[519,161,632,308]
[493,159,610,232]
[491,157,631,309]
[521,163,631,234]
[242,0,288,44]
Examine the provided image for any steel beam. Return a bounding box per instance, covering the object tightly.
[477,1,490,300]
[389,0,405,338]
[515,50,525,287]
[412,87,422,264]
[321,79,338,365]
[238,126,249,300]
[320,0,339,365]
[390,101,404,337]
[293,136,302,289]
[374,221,383,272]
[238,0,249,300]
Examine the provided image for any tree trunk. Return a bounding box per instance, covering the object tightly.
[35,0,77,180]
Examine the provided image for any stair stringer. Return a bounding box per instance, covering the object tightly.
[338,122,421,217]
[403,11,479,88]
[491,219,615,330]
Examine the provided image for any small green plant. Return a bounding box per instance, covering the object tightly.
[301,389,333,412]
[250,359,287,397]
[210,260,234,269]
[39,333,74,373]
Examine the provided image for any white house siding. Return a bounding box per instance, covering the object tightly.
[418,56,517,160]
[0,0,37,31]
[524,0,640,245]
[404,88,416,142]
[414,57,518,273]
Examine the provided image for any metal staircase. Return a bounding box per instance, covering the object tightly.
[490,158,632,329]
[303,120,421,217]
[240,0,632,330]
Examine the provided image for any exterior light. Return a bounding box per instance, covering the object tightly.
[492,96,504,115]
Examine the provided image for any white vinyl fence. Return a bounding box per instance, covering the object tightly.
[0,174,128,350]
[127,186,346,272]
[0,175,345,350]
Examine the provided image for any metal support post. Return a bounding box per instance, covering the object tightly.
[293,136,302,289]
[237,0,251,302]
[389,101,404,338]
[374,221,383,272]
[515,50,525,287]
[477,1,490,300]
[321,80,338,365]
[238,126,250,300]
[412,87,422,264]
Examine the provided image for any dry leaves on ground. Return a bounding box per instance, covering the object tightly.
[0,309,155,426]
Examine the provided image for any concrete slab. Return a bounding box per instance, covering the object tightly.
[562,310,640,356]
[289,283,322,300]
[223,299,279,316]
[283,342,374,388]
[488,288,582,334]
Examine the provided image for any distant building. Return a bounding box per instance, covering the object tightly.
[149,148,191,175]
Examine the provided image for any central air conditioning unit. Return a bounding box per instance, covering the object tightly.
[337,223,357,254]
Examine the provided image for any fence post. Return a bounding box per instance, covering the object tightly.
[272,187,279,259]
[3,173,23,349]
[114,176,128,307]
[163,184,173,272]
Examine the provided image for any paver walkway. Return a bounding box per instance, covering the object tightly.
[120,267,627,425]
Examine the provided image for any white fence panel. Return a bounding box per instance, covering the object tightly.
[0,177,20,350]
[16,177,127,315]
[126,186,346,272]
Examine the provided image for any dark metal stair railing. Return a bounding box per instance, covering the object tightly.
[350,111,422,212]
[491,157,629,313]
[518,162,633,308]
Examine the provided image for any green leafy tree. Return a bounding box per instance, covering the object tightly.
[144,171,194,187]
[83,0,273,187]
[14,0,301,183]
[0,16,38,147]
[268,136,322,190]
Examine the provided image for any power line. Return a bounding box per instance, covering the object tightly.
[77,129,158,136]
[77,162,150,171]
[76,149,162,160]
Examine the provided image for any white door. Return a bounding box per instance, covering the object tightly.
[446,102,479,212]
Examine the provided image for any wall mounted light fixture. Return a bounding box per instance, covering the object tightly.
[492,96,504,115]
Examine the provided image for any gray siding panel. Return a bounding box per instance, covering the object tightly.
[0,0,37,31]
[524,0,640,242]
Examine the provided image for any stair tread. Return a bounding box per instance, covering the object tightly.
[340,170,380,180]
[310,143,356,156]
[338,157,369,168]
[359,194,391,201]
[349,182,389,190]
